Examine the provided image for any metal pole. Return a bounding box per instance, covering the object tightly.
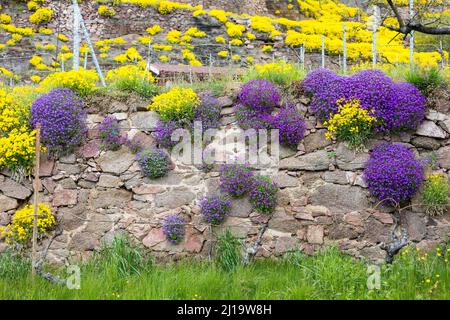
[74,1,106,87]
[372,5,377,68]
[409,0,414,69]
[301,44,305,69]
[84,48,88,69]
[321,34,325,68]
[31,123,41,278]
[72,0,80,70]
[343,23,347,75]
[146,41,153,71]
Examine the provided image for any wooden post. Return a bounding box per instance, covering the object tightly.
[31,123,41,277]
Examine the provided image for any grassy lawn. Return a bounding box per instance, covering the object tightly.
[0,238,449,300]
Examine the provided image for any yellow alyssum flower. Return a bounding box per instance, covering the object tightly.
[29,7,53,25]
[148,87,200,121]
[146,25,162,35]
[1,203,55,244]
[98,5,116,17]
[106,64,155,85]
[39,68,99,96]
[324,98,376,147]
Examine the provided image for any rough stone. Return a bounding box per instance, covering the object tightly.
[344,211,363,227]
[306,225,324,244]
[371,211,394,224]
[52,189,78,207]
[335,143,369,170]
[154,187,195,208]
[268,210,300,233]
[69,232,99,251]
[143,228,166,248]
[78,140,100,158]
[272,172,298,188]
[129,111,159,130]
[402,212,427,241]
[39,155,54,177]
[98,174,123,188]
[219,217,254,238]
[132,184,165,194]
[279,150,330,171]
[0,178,32,200]
[217,96,233,108]
[84,214,113,235]
[96,147,136,174]
[90,189,132,208]
[416,120,447,139]
[274,237,300,254]
[131,131,155,147]
[435,146,450,169]
[310,183,369,211]
[303,130,332,152]
[55,163,81,175]
[411,136,441,150]
[229,196,253,217]
[363,218,391,244]
[59,205,87,231]
[181,226,205,253]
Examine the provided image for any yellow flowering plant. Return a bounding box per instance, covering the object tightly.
[148,87,200,121]
[147,25,162,35]
[39,68,99,96]
[98,5,116,17]
[243,60,304,86]
[0,203,55,244]
[29,7,53,25]
[106,64,158,98]
[324,98,376,148]
[421,173,449,216]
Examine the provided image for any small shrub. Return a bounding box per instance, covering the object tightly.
[29,7,53,25]
[405,68,444,96]
[0,203,55,244]
[421,173,449,216]
[215,229,242,272]
[192,92,221,131]
[98,115,126,151]
[236,106,272,130]
[152,120,184,149]
[219,164,254,197]
[324,98,376,148]
[243,60,305,86]
[0,250,30,280]
[270,106,306,148]
[93,234,147,277]
[137,148,171,179]
[237,79,280,113]
[364,143,424,205]
[249,175,278,214]
[200,195,231,225]
[31,88,87,157]
[148,87,200,121]
[39,68,99,96]
[162,214,185,244]
[106,65,158,98]
[303,68,427,134]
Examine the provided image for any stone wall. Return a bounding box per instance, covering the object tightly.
[1,87,449,264]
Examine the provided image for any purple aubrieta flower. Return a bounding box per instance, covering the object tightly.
[136,148,171,179]
[200,194,231,225]
[270,106,306,148]
[364,143,424,206]
[237,79,281,113]
[303,68,427,134]
[98,115,127,151]
[162,214,185,244]
[30,88,87,157]
[249,175,278,214]
[219,164,254,197]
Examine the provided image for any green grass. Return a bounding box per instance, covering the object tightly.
[1,240,449,300]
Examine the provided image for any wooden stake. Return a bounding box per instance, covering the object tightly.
[31,123,41,277]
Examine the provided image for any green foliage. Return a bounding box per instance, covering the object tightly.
[405,68,444,96]
[91,234,150,277]
[110,76,159,99]
[242,61,306,87]
[1,244,450,299]
[422,173,449,216]
[215,229,242,272]
[0,250,30,280]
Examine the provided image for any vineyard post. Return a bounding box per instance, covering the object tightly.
[409,0,414,69]
[72,0,80,70]
[321,34,325,68]
[31,123,41,277]
[343,23,347,75]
